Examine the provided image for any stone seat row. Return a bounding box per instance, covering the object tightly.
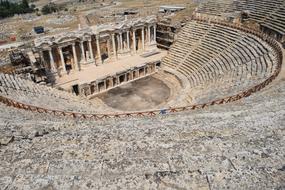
[177,41,276,87]
[260,7,285,35]
[188,63,271,104]
[163,20,279,104]
[1,75,285,189]
[187,58,276,103]
[196,0,285,38]
[0,73,109,113]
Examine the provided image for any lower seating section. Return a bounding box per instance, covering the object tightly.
[163,20,279,104]
[0,76,285,189]
[0,73,112,113]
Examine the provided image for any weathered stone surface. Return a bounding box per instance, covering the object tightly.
[0,78,284,189]
[0,136,14,146]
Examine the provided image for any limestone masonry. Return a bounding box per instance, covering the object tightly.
[0,0,285,189]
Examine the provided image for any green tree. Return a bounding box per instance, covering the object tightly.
[0,0,35,19]
[41,3,59,15]
[22,0,29,9]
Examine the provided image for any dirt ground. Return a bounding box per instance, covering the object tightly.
[0,0,197,44]
[96,76,170,111]
[118,0,198,20]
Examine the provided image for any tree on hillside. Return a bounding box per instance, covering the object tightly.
[41,3,59,15]
[0,0,35,19]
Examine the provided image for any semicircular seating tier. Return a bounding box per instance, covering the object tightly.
[162,20,280,105]
[240,0,285,39]
[195,0,285,40]
[0,71,285,189]
[0,73,112,113]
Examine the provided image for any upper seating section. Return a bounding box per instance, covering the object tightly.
[240,0,285,38]
[163,20,280,104]
[195,0,240,16]
[195,0,285,40]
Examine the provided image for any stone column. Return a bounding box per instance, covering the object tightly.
[141,27,145,50]
[110,78,114,87]
[59,47,67,74]
[127,30,130,50]
[116,77,119,85]
[96,34,102,64]
[153,24,157,43]
[107,39,111,59]
[88,39,94,62]
[124,73,127,82]
[104,80,107,90]
[111,33,117,59]
[133,29,136,53]
[116,35,120,52]
[80,41,86,63]
[72,43,80,71]
[119,32,123,51]
[148,25,151,44]
[48,49,56,72]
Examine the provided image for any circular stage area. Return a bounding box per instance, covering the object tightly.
[96,76,170,111]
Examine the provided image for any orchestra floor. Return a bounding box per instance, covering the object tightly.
[96,75,170,111]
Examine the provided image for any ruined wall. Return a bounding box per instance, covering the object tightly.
[156,23,181,49]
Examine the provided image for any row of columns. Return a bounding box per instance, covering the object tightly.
[80,62,159,96]
[113,24,156,56]
[45,24,157,76]
[46,39,96,74]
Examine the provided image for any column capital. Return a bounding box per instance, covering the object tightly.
[58,46,65,50]
[46,48,52,52]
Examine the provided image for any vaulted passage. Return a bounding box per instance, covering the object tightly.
[96,76,170,111]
